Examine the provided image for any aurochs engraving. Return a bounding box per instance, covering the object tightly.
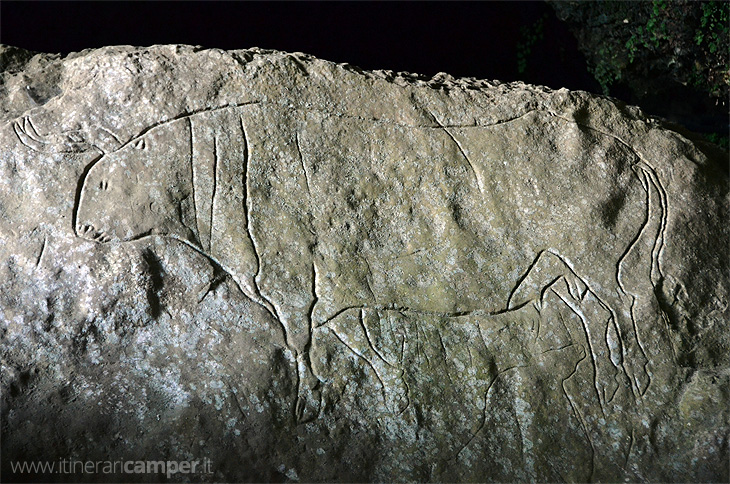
[73,102,667,422]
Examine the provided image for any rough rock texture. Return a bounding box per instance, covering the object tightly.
[1,44,728,483]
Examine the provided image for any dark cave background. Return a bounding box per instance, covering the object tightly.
[0,1,593,90]
[0,1,727,145]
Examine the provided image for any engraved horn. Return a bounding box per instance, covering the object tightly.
[13,116,97,154]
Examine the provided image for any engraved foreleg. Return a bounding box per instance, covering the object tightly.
[237,110,324,423]
[327,307,410,414]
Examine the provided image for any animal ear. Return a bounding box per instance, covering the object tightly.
[14,116,99,154]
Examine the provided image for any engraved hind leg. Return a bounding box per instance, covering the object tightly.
[508,250,624,407]
[607,292,651,397]
[612,162,667,396]
[614,162,668,395]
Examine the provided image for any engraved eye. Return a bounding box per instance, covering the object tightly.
[99,180,109,190]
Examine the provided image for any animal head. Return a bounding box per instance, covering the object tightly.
[75,118,197,244]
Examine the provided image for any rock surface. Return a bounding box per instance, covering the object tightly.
[1,44,728,482]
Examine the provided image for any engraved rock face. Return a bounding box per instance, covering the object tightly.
[1,44,728,482]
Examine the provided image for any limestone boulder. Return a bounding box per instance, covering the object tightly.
[1,44,728,482]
